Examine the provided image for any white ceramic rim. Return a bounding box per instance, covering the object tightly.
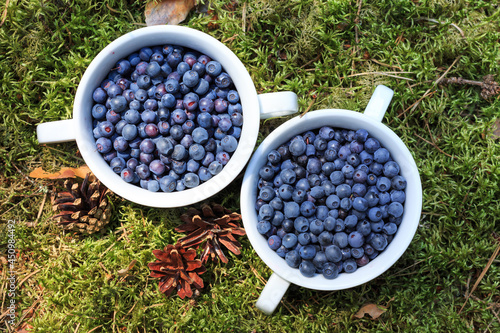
[240,109,422,291]
[73,25,260,208]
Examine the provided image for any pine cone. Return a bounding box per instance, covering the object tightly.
[148,243,206,299]
[52,173,112,234]
[175,203,246,263]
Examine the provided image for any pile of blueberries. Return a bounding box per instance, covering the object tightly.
[91,44,243,192]
[254,127,406,279]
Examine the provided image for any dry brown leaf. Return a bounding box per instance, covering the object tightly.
[29,166,91,179]
[353,303,387,320]
[117,259,137,276]
[145,0,196,26]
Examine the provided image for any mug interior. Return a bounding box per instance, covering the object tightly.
[73,26,260,207]
[241,109,422,291]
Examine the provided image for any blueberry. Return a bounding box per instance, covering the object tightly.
[383,222,398,235]
[268,235,282,251]
[227,90,239,104]
[189,144,206,161]
[325,245,342,262]
[294,216,309,233]
[183,70,199,87]
[96,137,112,153]
[285,250,301,268]
[376,177,391,192]
[390,190,406,203]
[183,173,200,188]
[364,137,381,153]
[333,232,348,248]
[259,186,276,202]
[309,219,324,235]
[336,184,352,199]
[113,136,128,152]
[352,197,369,211]
[370,233,388,251]
[388,202,404,218]
[318,231,333,246]
[340,198,352,211]
[298,232,311,245]
[280,168,297,184]
[289,137,307,156]
[306,157,322,174]
[391,175,407,190]
[119,167,135,183]
[216,151,230,165]
[343,259,357,273]
[92,104,107,120]
[110,157,126,174]
[347,231,365,248]
[299,245,316,260]
[277,184,293,200]
[208,161,223,175]
[149,160,166,176]
[299,260,316,277]
[282,233,298,249]
[353,169,368,183]
[215,72,232,88]
[156,137,173,155]
[300,201,316,217]
[330,171,345,185]
[334,218,345,232]
[259,165,275,181]
[326,194,340,209]
[368,207,383,222]
[364,191,380,207]
[322,262,339,279]
[257,220,272,234]
[206,61,222,77]
[221,135,238,152]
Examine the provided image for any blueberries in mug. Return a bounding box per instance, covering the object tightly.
[91,44,243,192]
[255,127,406,279]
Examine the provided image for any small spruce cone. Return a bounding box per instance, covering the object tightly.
[52,173,112,234]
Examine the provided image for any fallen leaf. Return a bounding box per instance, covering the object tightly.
[145,0,196,26]
[29,166,91,179]
[353,303,387,320]
[117,259,137,276]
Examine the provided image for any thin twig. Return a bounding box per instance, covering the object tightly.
[414,133,455,159]
[242,2,246,33]
[18,269,41,289]
[341,71,414,81]
[401,56,461,117]
[33,192,48,226]
[459,243,500,314]
[300,97,317,118]
[417,17,465,38]
[369,58,403,71]
[86,325,103,333]
[0,0,9,27]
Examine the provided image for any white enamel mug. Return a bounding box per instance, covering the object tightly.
[36,26,298,208]
[240,85,422,314]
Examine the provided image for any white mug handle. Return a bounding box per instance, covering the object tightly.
[256,273,291,315]
[258,92,299,119]
[37,119,77,144]
[363,85,394,122]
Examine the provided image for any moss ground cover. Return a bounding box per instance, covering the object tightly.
[0,0,499,332]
